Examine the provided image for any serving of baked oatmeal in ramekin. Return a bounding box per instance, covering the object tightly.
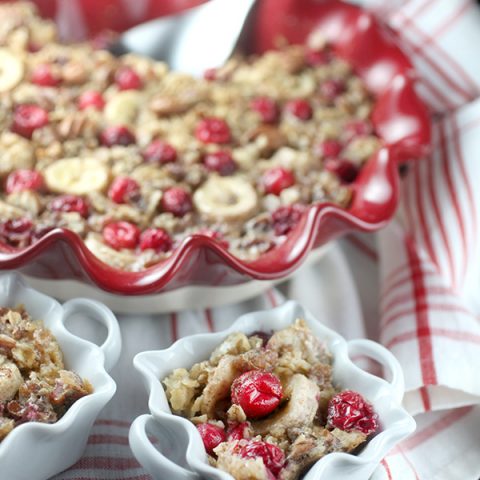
[130,301,415,480]
[0,272,120,480]
[0,305,93,441]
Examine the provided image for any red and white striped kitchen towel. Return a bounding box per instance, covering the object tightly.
[52,1,480,479]
[362,0,480,114]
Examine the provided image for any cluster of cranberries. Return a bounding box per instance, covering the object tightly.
[196,369,285,477]
[0,168,92,247]
[101,181,203,252]
[196,363,378,478]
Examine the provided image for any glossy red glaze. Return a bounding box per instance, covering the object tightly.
[0,0,431,295]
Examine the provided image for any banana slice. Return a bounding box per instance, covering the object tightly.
[85,234,137,271]
[44,157,110,195]
[193,176,258,222]
[104,90,142,126]
[0,48,24,92]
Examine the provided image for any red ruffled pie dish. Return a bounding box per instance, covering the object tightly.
[0,0,430,296]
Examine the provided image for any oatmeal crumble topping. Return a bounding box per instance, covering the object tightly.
[163,320,378,480]
[0,2,382,271]
[0,305,92,441]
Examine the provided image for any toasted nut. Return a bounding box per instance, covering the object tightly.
[62,61,87,85]
[249,125,287,157]
[282,46,306,74]
[150,95,190,116]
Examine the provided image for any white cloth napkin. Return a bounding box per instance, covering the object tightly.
[49,0,480,479]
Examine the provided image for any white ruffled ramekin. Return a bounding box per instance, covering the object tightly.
[130,300,415,480]
[0,272,121,480]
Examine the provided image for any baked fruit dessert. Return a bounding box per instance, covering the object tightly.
[0,2,381,271]
[0,305,92,440]
[163,320,378,480]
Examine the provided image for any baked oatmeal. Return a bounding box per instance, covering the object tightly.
[0,2,382,270]
[163,320,378,480]
[0,306,92,440]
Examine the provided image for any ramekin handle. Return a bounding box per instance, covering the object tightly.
[129,415,201,480]
[347,339,405,404]
[61,298,121,372]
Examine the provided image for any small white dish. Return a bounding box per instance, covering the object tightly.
[0,272,121,480]
[129,301,415,480]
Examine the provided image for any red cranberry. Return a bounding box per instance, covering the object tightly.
[262,167,295,196]
[161,187,193,217]
[345,120,372,141]
[271,204,305,236]
[103,221,140,250]
[0,218,33,247]
[143,140,177,165]
[196,423,226,455]
[78,90,105,111]
[284,99,313,121]
[237,441,285,477]
[231,370,283,419]
[320,79,346,102]
[11,104,49,139]
[100,126,136,147]
[306,48,330,67]
[250,97,280,124]
[203,68,217,81]
[203,151,236,176]
[49,195,89,218]
[115,66,142,90]
[31,64,60,87]
[195,117,231,144]
[327,390,378,435]
[5,169,44,194]
[108,177,140,204]
[324,158,358,183]
[227,422,250,441]
[318,139,343,158]
[139,228,172,253]
[197,229,229,249]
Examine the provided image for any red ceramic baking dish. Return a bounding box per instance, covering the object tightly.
[0,0,430,297]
